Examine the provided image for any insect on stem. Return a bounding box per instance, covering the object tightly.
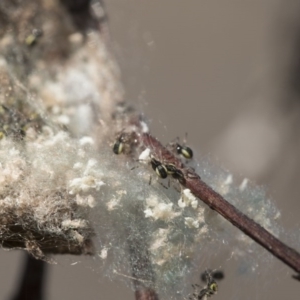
[137,132,300,276]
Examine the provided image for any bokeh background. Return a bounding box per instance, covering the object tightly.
[2,0,300,299]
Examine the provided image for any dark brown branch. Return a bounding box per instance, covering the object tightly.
[139,132,300,275]
[10,253,47,300]
[1,229,94,256]
[0,211,95,259]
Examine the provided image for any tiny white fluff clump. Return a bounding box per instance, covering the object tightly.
[224,174,233,185]
[68,32,84,44]
[184,217,199,228]
[56,114,70,125]
[69,176,105,194]
[140,121,149,133]
[239,178,248,192]
[144,196,179,221]
[79,136,95,146]
[215,173,233,196]
[106,190,127,211]
[144,208,154,218]
[99,247,108,259]
[61,219,89,229]
[178,189,198,209]
[75,194,96,208]
[144,203,176,221]
[139,148,151,163]
[73,162,83,169]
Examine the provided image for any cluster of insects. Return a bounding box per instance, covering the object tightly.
[112,131,193,185]
[189,270,224,300]
[150,157,185,183]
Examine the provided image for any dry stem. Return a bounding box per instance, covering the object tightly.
[139,132,300,276]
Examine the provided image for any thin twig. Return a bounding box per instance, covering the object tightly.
[10,253,47,300]
[139,132,300,275]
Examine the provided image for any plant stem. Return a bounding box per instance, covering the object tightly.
[140,132,300,275]
[10,253,47,300]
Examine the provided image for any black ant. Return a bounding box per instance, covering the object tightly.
[150,158,186,184]
[176,143,193,159]
[165,163,186,184]
[112,132,137,155]
[150,157,168,179]
[113,135,124,154]
[168,134,193,159]
[190,270,222,300]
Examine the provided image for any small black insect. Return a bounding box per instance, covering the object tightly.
[25,28,43,46]
[201,270,224,282]
[165,164,186,184]
[113,137,124,154]
[164,163,177,175]
[176,143,193,159]
[190,270,220,300]
[113,131,138,155]
[150,158,168,179]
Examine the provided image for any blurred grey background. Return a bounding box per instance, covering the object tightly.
[2,0,300,299]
